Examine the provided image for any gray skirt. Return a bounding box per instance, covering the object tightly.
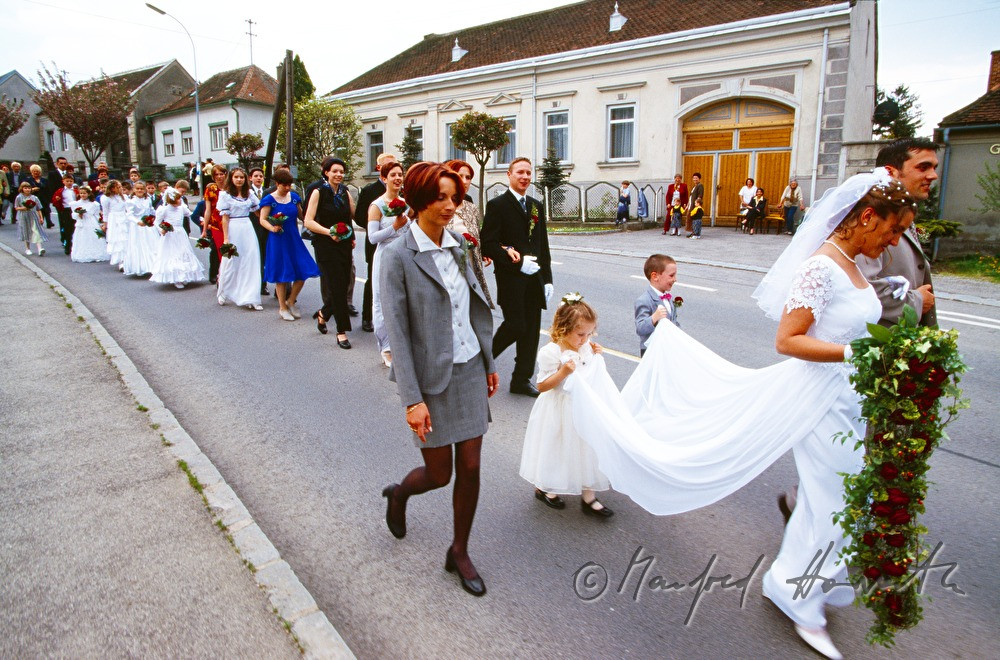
[411,354,490,448]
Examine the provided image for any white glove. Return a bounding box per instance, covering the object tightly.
[544,283,554,304]
[885,275,910,300]
[520,255,540,276]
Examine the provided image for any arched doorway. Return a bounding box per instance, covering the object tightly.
[682,99,794,227]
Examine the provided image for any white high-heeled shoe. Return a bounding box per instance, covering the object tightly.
[794,624,843,660]
[381,351,392,368]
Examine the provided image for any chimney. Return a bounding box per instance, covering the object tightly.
[452,38,468,63]
[609,2,627,32]
[990,50,1000,93]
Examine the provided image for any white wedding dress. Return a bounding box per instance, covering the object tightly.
[567,254,880,629]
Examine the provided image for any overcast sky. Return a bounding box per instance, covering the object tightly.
[5,0,998,134]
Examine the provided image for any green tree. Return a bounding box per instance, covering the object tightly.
[226,131,265,170]
[451,111,510,215]
[278,97,362,184]
[971,160,1000,214]
[291,55,315,103]
[0,94,28,151]
[33,63,136,171]
[537,145,568,193]
[873,84,922,139]
[395,124,422,173]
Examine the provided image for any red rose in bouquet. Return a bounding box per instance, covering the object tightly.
[886,488,910,507]
[881,561,907,578]
[270,212,288,233]
[908,357,932,374]
[886,533,906,548]
[333,222,352,240]
[871,502,892,518]
[861,532,878,546]
[219,243,239,258]
[195,237,211,249]
[24,199,36,209]
[141,214,155,227]
[863,566,881,580]
[927,367,949,386]
[880,462,899,481]
[74,206,86,218]
[897,380,918,397]
[385,198,407,217]
[884,592,903,613]
[887,509,911,525]
[159,221,174,234]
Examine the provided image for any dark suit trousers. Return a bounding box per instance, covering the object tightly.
[207,231,220,282]
[57,208,75,252]
[318,252,353,333]
[493,301,542,384]
[250,216,268,288]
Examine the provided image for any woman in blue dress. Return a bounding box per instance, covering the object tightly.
[259,168,320,321]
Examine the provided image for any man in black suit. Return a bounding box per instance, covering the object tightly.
[353,153,396,332]
[481,157,553,397]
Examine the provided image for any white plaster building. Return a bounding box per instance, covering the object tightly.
[328,0,876,225]
[0,71,41,164]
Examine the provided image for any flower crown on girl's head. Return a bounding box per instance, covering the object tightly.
[560,292,584,306]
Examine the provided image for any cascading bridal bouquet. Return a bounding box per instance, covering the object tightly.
[834,305,968,647]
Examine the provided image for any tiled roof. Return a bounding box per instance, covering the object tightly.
[330,0,845,95]
[148,65,278,116]
[939,89,1000,126]
[103,62,171,94]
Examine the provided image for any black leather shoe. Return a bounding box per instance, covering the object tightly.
[510,381,540,397]
[535,489,565,509]
[348,304,359,317]
[337,335,352,349]
[312,310,328,334]
[581,498,614,518]
[381,484,405,538]
[361,320,374,332]
[445,547,486,597]
[261,285,269,295]
[778,490,797,525]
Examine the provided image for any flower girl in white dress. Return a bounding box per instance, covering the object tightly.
[101,180,129,268]
[70,186,108,262]
[122,181,158,276]
[150,188,205,288]
[519,295,613,517]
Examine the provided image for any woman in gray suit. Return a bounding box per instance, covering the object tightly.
[379,162,499,597]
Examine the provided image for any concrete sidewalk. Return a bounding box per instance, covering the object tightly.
[550,225,1000,307]
[0,249,302,657]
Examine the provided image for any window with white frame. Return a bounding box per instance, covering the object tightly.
[545,111,569,162]
[163,130,175,157]
[367,131,384,173]
[180,128,193,154]
[494,117,517,167]
[59,131,68,151]
[607,104,636,160]
[210,122,229,151]
[46,130,56,152]
[446,123,466,162]
[410,126,424,161]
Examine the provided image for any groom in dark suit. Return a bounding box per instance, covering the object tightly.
[481,157,553,397]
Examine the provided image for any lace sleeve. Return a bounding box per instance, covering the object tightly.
[784,256,834,320]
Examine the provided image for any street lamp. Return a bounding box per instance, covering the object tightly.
[146,2,203,194]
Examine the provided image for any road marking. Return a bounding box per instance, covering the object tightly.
[551,261,563,265]
[937,310,1000,323]
[629,275,717,292]
[539,330,640,363]
[356,277,366,283]
[937,314,1000,330]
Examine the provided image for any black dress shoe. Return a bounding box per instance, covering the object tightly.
[777,491,796,525]
[381,484,405,538]
[581,498,615,518]
[261,285,269,295]
[348,304,359,317]
[337,336,352,349]
[361,320,374,332]
[510,381,540,397]
[445,547,486,597]
[209,277,217,285]
[312,310,328,334]
[534,489,565,509]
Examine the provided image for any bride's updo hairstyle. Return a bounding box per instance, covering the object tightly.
[402,162,463,213]
[550,295,597,344]
[832,179,917,240]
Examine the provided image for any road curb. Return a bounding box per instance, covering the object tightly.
[0,242,355,660]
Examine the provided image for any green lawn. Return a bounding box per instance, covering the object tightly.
[933,254,1000,283]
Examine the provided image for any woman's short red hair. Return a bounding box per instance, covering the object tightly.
[444,159,474,176]
[403,162,463,213]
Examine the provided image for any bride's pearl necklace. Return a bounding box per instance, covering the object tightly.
[823,239,856,264]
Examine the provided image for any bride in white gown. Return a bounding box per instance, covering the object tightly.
[567,170,918,659]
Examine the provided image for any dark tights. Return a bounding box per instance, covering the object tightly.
[391,436,483,577]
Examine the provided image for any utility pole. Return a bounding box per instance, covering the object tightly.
[246,19,257,65]
[285,50,294,172]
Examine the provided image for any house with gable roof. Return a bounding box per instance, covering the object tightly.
[0,70,42,164]
[146,64,278,171]
[328,0,876,226]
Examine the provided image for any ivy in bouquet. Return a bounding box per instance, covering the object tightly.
[834,305,968,647]
[219,242,239,259]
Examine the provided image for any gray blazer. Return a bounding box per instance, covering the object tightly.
[857,230,936,327]
[380,227,496,408]
[634,288,679,352]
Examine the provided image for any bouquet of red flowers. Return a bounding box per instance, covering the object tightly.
[384,197,407,217]
[159,221,174,234]
[269,212,288,233]
[332,222,352,240]
[23,199,36,209]
[220,242,239,258]
[195,237,211,249]
[140,214,155,227]
[74,206,87,218]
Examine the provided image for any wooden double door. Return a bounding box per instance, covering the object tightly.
[683,150,791,227]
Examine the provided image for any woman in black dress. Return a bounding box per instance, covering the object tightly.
[746,187,767,236]
[303,157,355,349]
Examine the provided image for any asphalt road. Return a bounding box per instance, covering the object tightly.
[4,224,997,659]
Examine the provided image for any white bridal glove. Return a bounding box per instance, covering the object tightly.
[520,255,540,276]
[544,283,554,304]
[885,275,911,300]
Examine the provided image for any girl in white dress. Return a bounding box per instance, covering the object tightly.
[216,168,262,309]
[565,172,918,659]
[367,161,409,366]
[70,186,108,262]
[122,181,158,276]
[101,180,129,268]
[519,296,613,517]
[150,188,205,288]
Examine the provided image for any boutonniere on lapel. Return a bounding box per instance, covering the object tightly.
[460,232,478,271]
[384,197,407,217]
[529,202,541,239]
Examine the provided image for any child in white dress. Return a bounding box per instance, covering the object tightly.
[122,181,158,276]
[101,180,129,268]
[150,188,205,288]
[519,295,614,517]
[70,186,108,262]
